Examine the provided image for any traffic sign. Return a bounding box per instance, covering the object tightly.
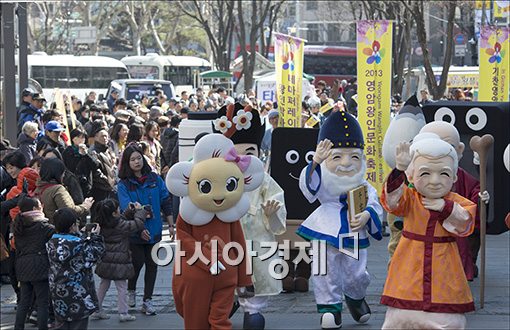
[455,34,465,45]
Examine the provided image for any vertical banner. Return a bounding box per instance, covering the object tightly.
[357,20,392,193]
[53,88,71,144]
[274,33,305,127]
[479,26,509,102]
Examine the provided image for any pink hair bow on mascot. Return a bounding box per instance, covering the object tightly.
[166,133,264,329]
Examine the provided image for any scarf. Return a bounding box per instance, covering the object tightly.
[94,142,108,153]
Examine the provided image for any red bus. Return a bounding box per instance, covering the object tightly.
[303,45,357,87]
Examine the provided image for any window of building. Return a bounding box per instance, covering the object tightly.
[307,23,320,42]
[306,1,318,10]
[287,3,296,16]
[327,24,341,43]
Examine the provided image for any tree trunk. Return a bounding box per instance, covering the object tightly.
[436,1,456,99]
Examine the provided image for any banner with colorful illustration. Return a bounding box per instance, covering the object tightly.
[274,33,305,127]
[479,26,509,102]
[356,20,392,193]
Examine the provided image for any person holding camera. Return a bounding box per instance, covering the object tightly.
[46,207,105,330]
[117,144,172,316]
[92,199,147,322]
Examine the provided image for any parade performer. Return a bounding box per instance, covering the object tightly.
[381,95,426,257]
[420,121,489,281]
[215,103,287,329]
[297,110,383,329]
[380,133,476,329]
[166,133,265,329]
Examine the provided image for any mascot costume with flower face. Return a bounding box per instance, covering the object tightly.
[380,133,477,329]
[166,133,265,329]
[215,103,287,329]
[297,110,383,329]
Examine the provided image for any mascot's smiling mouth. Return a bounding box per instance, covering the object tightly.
[213,199,224,206]
[289,172,299,181]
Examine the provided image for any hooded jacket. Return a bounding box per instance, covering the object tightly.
[95,209,146,280]
[7,167,40,220]
[47,232,105,322]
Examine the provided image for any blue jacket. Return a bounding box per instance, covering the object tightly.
[17,104,43,132]
[117,172,172,244]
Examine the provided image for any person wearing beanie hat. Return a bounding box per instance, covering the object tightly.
[213,103,287,329]
[6,167,40,220]
[296,110,383,329]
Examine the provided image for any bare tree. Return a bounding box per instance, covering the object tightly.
[235,0,275,92]
[403,0,457,100]
[179,0,236,71]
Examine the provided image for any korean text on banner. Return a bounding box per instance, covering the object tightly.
[274,33,304,127]
[479,26,509,102]
[356,20,392,193]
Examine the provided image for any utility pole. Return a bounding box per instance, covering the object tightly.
[1,2,18,144]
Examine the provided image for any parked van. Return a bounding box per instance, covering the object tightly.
[105,79,176,102]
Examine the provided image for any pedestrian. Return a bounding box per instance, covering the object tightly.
[13,196,54,330]
[108,122,129,160]
[89,125,117,210]
[17,121,39,164]
[117,144,172,315]
[34,157,93,224]
[143,121,162,174]
[36,121,66,156]
[47,207,105,330]
[92,199,146,322]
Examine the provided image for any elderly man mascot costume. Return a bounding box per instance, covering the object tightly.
[380,133,477,329]
[166,133,265,329]
[215,103,287,329]
[296,110,383,329]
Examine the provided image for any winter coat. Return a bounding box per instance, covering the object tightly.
[36,135,66,155]
[89,143,116,193]
[160,127,179,169]
[118,172,172,244]
[7,167,40,220]
[17,133,37,164]
[15,211,54,282]
[17,105,43,133]
[63,170,84,205]
[95,210,146,280]
[47,232,105,322]
[0,166,15,202]
[34,180,89,224]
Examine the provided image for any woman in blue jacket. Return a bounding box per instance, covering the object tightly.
[117,144,172,316]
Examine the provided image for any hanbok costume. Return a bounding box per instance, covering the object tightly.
[380,169,476,329]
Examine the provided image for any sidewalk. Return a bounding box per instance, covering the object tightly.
[2,230,509,329]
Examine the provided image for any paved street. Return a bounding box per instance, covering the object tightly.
[2,229,509,329]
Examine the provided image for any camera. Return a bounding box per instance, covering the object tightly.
[143,205,154,219]
[84,223,98,233]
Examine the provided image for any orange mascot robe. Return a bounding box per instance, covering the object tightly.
[173,214,252,330]
[380,169,476,323]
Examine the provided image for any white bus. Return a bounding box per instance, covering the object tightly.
[17,52,130,103]
[403,66,479,100]
[120,53,211,95]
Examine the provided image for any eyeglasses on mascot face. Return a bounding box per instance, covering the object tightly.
[166,133,264,225]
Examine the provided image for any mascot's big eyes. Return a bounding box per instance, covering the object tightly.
[198,179,212,194]
[305,151,315,163]
[286,150,299,164]
[226,177,239,192]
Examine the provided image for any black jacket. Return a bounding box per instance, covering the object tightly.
[160,127,179,169]
[36,135,66,155]
[17,133,37,164]
[15,212,55,282]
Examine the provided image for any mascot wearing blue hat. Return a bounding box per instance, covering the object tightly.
[297,110,383,329]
